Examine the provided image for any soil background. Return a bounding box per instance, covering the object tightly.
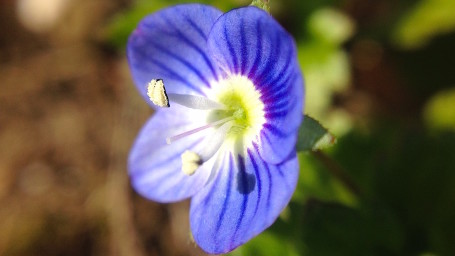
[0,0,206,255]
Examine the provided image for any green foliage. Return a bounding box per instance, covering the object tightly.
[331,125,455,255]
[393,0,455,48]
[298,201,404,256]
[298,8,354,135]
[424,88,455,131]
[229,229,298,256]
[293,152,357,205]
[307,8,355,45]
[250,0,270,13]
[296,115,335,152]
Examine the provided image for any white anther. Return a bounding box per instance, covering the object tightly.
[147,79,169,107]
[181,150,202,176]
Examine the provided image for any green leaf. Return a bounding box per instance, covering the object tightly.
[250,0,271,14]
[296,115,335,152]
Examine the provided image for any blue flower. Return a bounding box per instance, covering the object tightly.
[127,4,304,254]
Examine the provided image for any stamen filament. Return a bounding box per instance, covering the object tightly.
[166,116,234,144]
[199,120,234,161]
[167,93,225,110]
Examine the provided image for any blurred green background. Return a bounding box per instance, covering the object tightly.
[1,0,455,255]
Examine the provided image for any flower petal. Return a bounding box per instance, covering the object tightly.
[127,4,222,104]
[258,66,304,163]
[128,105,214,202]
[207,7,304,163]
[189,145,299,254]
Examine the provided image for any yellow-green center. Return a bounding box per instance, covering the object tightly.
[208,75,265,146]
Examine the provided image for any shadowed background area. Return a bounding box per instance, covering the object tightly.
[1,0,455,255]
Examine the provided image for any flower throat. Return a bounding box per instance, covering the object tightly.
[207,75,265,141]
[146,75,265,175]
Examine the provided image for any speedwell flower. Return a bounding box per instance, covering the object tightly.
[127,4,304,254]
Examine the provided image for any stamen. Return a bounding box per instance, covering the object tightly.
[181,150,202,176]
[180,121,233,176]
[147,79,169,107]
[166,116,234,144]
[147,79,224,110]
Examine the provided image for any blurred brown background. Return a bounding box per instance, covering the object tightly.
[0,0,206,255]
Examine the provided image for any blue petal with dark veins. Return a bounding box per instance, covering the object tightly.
[207,7,304,164]
[190,145,299,254]
[128,105,215,202]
